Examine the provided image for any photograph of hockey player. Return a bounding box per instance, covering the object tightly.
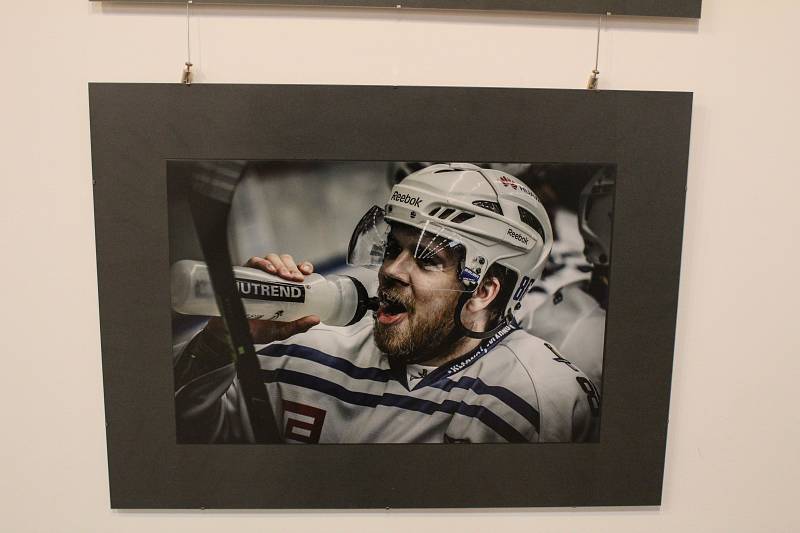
[521,171,613,391]
[173,163,600,444]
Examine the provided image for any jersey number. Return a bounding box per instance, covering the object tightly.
[576,377,601,417]
[512,276,532,301]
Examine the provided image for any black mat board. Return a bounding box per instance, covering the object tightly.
[89,83,692,508]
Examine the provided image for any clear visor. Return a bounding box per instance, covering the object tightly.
[347,205,390,269]
[347,206,477,293]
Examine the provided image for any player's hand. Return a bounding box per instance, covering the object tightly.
[207,254,320,344]
[245,253,313,282]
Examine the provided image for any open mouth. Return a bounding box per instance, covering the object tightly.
[376,292,409,326]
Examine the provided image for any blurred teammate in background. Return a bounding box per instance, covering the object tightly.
[519,171,613,391]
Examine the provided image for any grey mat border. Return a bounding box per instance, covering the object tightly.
[90,0,702,19]
[89,83,692,508]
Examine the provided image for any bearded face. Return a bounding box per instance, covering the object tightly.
[373,280,462,364]
[372,224,465,364]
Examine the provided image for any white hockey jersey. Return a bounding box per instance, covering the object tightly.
[521,280,605,391]
[175,319,600,444]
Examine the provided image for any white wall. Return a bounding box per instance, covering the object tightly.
[2,1,799,531]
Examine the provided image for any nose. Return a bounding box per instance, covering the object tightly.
[380,250,413,286]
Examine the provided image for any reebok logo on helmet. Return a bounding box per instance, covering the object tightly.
[391,191,423,208]
[507,228,529,245]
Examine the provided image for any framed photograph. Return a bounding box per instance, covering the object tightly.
[90,0,702,19]
[169,159,609,445]
[90,83,692,508]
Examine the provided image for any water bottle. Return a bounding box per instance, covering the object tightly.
[171,259,376,327]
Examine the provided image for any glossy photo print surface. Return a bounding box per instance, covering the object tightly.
[90,84,691,508]
[90,0,702,18]
[169,160,612,445]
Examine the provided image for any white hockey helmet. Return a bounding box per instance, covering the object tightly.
[348,163,553,336]
[578,171,615,267]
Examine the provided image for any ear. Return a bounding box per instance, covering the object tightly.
[464,276,501,314]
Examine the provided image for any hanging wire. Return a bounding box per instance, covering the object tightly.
[181,0,194,85]
[186,0,192,65]
[587,12,609,90]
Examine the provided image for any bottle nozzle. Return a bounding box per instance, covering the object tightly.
[366,297,379,312]
[344,277,379,326]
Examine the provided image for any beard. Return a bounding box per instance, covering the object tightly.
[372,285,462,365]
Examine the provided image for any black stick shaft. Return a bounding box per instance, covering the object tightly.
[188,162,282,444]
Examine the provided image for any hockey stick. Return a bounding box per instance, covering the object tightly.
[188,161,282,444]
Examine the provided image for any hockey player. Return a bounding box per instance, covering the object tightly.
[174,163,600,444]
[520,171,613,391]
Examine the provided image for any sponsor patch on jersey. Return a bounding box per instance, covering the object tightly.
[283,400,327,443]
[235,278,305,302]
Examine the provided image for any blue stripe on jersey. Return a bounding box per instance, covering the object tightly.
[263,369,527,443]
[430,376,540,433]
[257,343,392,383]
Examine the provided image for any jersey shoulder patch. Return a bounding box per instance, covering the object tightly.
[499,330,591,409]
[500,329,582,375]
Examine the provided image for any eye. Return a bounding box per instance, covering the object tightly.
[417,254,445,271]
[383,237,401,260]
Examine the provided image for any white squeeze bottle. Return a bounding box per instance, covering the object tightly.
[171,259,376,327]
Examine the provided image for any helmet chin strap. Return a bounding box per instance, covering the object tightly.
[395,290,509,366]
[453,291,510,340]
